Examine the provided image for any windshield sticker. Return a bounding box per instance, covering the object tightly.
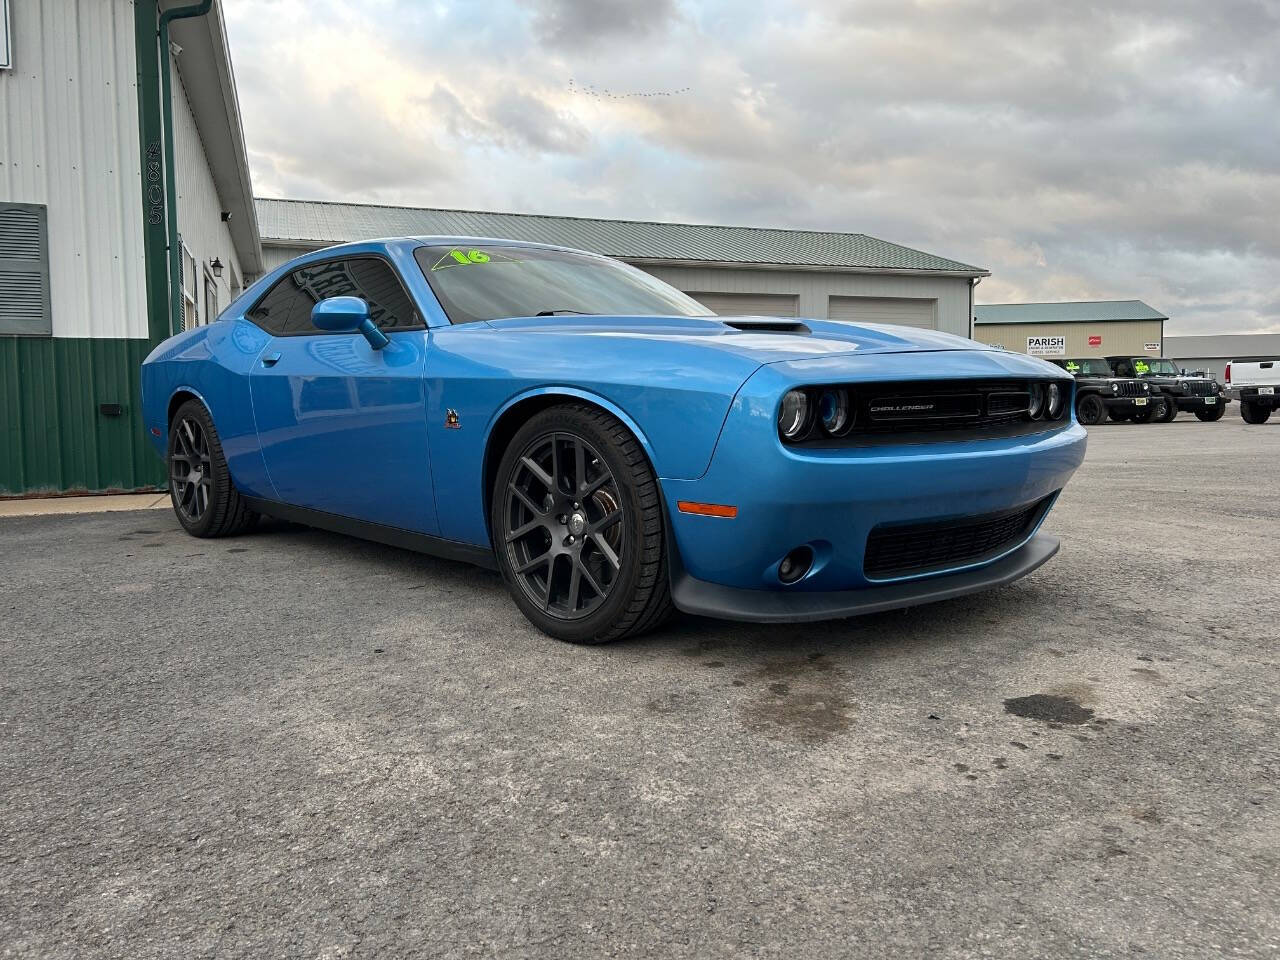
[430,248,520,271]
[1065,361,1080,373]
[1134,360,1150,374]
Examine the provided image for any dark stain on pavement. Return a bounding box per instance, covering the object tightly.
[1003,693,1095,725]
[739,655,851,744]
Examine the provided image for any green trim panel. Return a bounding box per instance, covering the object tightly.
[0,338,164,496]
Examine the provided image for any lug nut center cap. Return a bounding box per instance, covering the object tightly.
[567,512,587,536]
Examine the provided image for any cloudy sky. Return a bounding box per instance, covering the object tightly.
[223,0,1280,334]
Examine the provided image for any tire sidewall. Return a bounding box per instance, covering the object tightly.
[491,408,656,643]
[1076,394,1105,425]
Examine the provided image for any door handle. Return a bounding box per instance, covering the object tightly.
[261,351,282,368]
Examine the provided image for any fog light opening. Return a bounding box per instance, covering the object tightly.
[778,546,815,585]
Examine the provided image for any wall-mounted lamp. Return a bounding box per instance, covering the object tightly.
[220,211,232,222]
[210,257,224,278]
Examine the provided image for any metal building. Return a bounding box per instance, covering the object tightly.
[0,0,259,496]
[256,199,989,337]
[1164,333,1280,383]
[973,300,1166,359]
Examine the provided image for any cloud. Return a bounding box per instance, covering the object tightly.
[222,0,1280,333]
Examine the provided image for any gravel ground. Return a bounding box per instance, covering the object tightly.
[2,418,1278,959]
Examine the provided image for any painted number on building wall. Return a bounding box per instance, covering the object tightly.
[145,141,164,226]
[1088,335,1102,347]
[1027,336,1066,356]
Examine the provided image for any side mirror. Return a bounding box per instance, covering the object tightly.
[311,296,389,350]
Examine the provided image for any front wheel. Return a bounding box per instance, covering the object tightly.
[1157,397,1178,422]
[1241,400,1273,424]
[167,400,258,537]
[1131,402,1156,424]
[1076,394,1106,425]
[1195,404,1226,422]
[492,403,673,643]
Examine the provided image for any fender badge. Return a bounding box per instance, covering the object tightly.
[445,409,461,429]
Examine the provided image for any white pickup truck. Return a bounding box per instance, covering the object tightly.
[1225,358,1280,423]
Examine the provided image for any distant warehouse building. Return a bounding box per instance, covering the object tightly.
[1,0,261,496]
[1163,334,1280,384]
[256,199,990,338]
[974,300,1166,358]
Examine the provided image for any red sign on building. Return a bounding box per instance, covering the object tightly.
[1088,335,1102,347]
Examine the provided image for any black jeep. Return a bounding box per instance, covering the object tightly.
[1106,356,1228,422]
[1048,358,1153,425]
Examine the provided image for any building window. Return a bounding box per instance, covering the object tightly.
[0,203,52,336]
[181,241,198,330]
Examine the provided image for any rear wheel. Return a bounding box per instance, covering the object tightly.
[492,403,673,643]
[1076,394,1106,425]
[167,400,258,537]
[1195,404,1226,422]
[1157,397,1178,422]
[1241,400,1272,424]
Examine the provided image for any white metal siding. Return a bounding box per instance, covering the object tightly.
[827,295,936,328]
[689,292,798,316]
[171,59,242,321]
[639,265,972,337]
[0,0,145,338]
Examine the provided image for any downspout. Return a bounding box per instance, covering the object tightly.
[159,0,213,337]
[968,277,981,341]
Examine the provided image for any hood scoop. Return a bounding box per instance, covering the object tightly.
[721,317,811,335]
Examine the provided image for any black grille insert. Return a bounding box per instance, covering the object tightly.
[863,495,1055,580]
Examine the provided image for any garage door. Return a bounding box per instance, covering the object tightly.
[827,296,937,329]
[687,292,798,317]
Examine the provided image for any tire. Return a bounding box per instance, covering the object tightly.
[1131,402,1155,424]
[491,403,673,643]
[1195,404,1226,422]
[1157,397,1178,422]
[1241,400,1272,424]
[1075,393,1106,425]
[167,399,259,537]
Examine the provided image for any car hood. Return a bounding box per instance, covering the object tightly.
[482,314,995,364]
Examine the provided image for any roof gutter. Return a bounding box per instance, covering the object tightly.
[159,0,213,337]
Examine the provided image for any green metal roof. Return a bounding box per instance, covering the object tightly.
[255,198,988,276]
[974,300,1167,325]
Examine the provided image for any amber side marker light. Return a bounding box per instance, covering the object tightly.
[677,501,738,518]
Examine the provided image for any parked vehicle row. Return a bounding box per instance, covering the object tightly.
[1225,358,1280,423]
[1049,356,1229,425]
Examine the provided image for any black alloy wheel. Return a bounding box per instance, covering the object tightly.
[1075,394,1106,425]
[492,403,673,643]
[1157,397,1179,422]
[167,399,259,537]
[502,431,625,621]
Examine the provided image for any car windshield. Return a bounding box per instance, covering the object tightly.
[1132,358,1179,375]
[414,244,715,324]
[1061,359,1112,376]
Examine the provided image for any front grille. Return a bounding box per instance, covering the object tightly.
[1114,380,1146,397]
[1185,380,1216,396]
[863,495,1055,580]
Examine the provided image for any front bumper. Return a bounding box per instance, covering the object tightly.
[660,356,1087,614]
[1174,394,1228,410]
[1103,396,1149,412]
[672,533,1060,622]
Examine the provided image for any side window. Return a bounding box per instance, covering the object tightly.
[282,257,419,334]
[247,274,308,335]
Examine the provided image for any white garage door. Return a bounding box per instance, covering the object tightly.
[827,296,937,329]
[688,292,798,317]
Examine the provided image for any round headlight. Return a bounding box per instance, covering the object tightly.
[778,389,811,441]
[1212,381,1220,392]
[1047,381,1066,420]
[817,388,853,436]
[1142,382,1150,391]
[1028,383,1046,420]
[1111,381,1120,393]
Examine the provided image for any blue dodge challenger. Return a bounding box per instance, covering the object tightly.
[141,237,1086,643]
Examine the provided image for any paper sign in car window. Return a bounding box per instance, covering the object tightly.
[1065,361,1080,373]
[431,248,521,271]
[1134,360,1150,374]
